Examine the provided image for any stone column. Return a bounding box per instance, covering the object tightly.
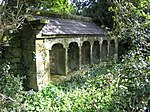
[36,40,44,90]
[90,42,93,64]
[99,40,102,62]
[65,47,68,75]
[36,40,51,90]
[107,40,110,58]
[79,45,82,70]
[44,49,50,85]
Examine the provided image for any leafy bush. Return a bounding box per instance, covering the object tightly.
[0,62,25,111]
[108,52,150,111]
[108,0,150,111]
[21,56,149,112]
[23,65,117,111]
[35,0,75,14]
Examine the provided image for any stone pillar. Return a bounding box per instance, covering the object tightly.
[99,40,102,62]
[65,47,68,75]
[107,40,110,58]
[36,40,50,90]
[79,45,82,70]
[90,42,93,64]
[45,49,50,81]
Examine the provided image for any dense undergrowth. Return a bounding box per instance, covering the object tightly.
[23,55,150,112]
[24,64,116,112]
[0,62,25,111]
[0,55,149,112]
[0,0,150,111]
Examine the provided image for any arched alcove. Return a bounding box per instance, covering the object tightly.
[109,40,115,59]
[82,41,90,65]
[101,40,108,62]
[92,41,100,64]
[50,43,65,75]
[68,42,79,72]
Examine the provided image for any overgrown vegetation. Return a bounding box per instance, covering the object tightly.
[23,65,114,111]
[0,0,34,44]
[108,0,150,111]
[0,62,25,111]
[71,0,114,28]
[0,0,149,111]
[0,0,74,44]
[34,0,75,14]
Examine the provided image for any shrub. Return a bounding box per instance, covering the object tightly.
[0,62,25,111]
[23,65,117,111]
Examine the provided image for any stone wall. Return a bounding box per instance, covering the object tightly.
[68,42,79,72]
[0,34,22,75]
[35,34,118,90]
[20,23,37,90]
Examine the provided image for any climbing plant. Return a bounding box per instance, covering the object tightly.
[107,0,150,111]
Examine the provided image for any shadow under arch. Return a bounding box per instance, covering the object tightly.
[101,40,108,62]
[109,40,115,59]
[92,41,100,64]
[82,41,90,66]
[50,43,65,75]
[68,42,79,72]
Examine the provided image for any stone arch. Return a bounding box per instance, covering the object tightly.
[109,40,115,59]
[68,40,80,47]
[101,40,108,62]
[50,43,65,75]
[49,41,64,50]
[68,42,79,72]
[82,41,90,65]
[92,41,100,64]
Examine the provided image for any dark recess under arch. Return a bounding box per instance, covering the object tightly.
[50,43,65,75]
[92,41,100,64]
[82,41,90,65]
[68,42,79,72]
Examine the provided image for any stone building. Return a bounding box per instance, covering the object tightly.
[1,13,118,90]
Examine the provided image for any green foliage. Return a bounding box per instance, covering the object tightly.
[35,0,75,14]
[107,0,150,111]
[108,52,150,111]
[23,65,117,111]
[0,0,36,44]
[71,0,114,28]
[82,0,114,29]
[0,62,25,111]
[0,0,149,112]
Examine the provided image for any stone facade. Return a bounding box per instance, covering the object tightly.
[0,14,118,90]
[35,34,118,89]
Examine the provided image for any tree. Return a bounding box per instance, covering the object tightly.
[34,0,74,14]
[0,0,74,45]
[70,0,114,29]
[0,0,36,45]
